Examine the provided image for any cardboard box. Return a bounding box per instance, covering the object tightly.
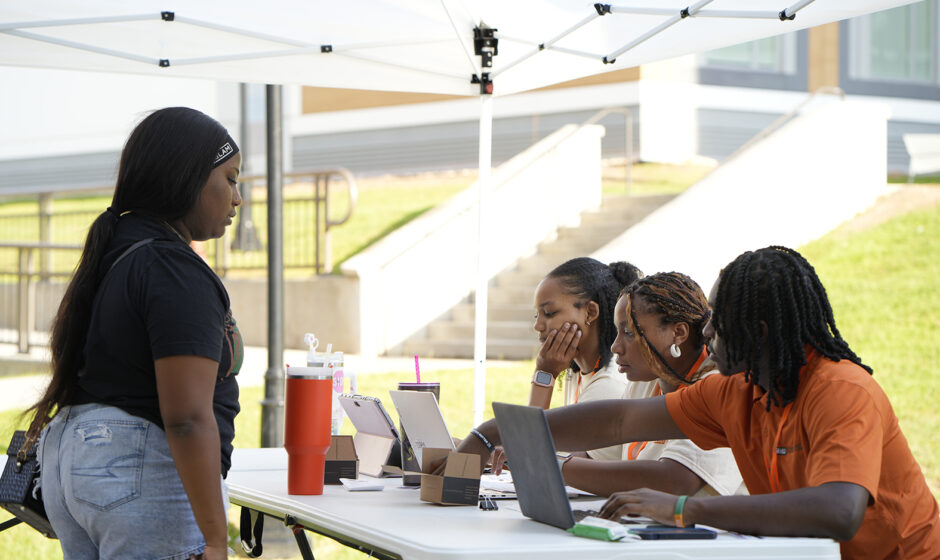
[324,435,359,484]
[418,448,480,506]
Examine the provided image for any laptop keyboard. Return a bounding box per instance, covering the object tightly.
[572,509,646,525]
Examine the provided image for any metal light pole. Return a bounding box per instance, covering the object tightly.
[234,83,261,251]
[260,84,285,447]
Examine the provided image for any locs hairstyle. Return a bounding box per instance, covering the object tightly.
[546,257,643,370]
[622,272,711,386]
[712,246,871,408]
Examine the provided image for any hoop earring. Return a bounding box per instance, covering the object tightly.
[670,344,681,358]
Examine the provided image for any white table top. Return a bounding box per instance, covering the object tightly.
[226,448,841,560]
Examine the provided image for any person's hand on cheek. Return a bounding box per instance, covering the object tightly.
[536,322,581,376]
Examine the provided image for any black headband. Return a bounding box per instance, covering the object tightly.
[213,135,239,168]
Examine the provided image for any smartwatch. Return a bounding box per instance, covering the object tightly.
[532,370,555,388]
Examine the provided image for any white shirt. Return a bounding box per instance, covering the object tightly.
[560,360,628,461]
[621,370,747,497]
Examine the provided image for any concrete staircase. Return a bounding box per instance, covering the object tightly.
[400,193,675,359]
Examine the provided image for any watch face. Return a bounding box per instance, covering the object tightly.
[535,370,553,386]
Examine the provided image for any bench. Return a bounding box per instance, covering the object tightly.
[902,133,940,183]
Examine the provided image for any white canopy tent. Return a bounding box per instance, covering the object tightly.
[0,1,918,96]
[1,0,916,429]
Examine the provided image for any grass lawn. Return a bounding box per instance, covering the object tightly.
[801,202,940,498]
[0,162,700,276]
[1,180,936,558]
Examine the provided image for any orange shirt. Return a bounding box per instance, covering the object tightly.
[665,350,940,560]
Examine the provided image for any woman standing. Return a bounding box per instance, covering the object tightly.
[32,107,243,560]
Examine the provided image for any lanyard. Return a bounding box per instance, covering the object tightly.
[626,385,662,460]
[626,348,708,460]
[573,356,602,404]
[762,402,794,493]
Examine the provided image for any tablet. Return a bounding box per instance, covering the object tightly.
[338,394,401,477]
[338,394,399,440]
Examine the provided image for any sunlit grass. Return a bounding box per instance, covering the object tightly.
[2,176,936,558]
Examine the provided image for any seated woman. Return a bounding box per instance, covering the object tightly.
[557,272,744,497]
[528,257,642,460]
[458,246,939,560]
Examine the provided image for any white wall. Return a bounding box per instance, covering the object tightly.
[342,124,605,357]
[593,98,891,293]
[0,66,242,160]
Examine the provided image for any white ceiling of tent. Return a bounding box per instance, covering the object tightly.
[0,0,918,97]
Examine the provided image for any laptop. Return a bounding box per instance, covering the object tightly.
[388,389,455,466]
[492,401,652,530]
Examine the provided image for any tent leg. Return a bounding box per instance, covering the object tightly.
[473,94,493,427]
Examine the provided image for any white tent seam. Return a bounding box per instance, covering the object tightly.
[493,11,600,77]
[0,13,155,30]
[605,0,716,62]
[439,0,479,74]
[0,28,158,66]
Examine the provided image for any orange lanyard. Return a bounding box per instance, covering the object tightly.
[762,402,793,493]
[573,356,602,404]
[626,385,662,460]
[627,349,707,460]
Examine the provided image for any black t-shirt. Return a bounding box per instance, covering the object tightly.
[73,214,242,477]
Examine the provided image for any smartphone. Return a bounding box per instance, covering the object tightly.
[629,527,717,540]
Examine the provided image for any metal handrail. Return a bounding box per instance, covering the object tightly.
[530,106,636,193]
[723,86,846,165]
[236,167,358,273]
[582,106,636,193]
[0,242,81,353]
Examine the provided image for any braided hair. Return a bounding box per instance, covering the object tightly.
[713,246,871,408]
[546,257,643,370]
[623,272,711,386]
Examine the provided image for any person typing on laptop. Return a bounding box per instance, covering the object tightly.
[488,272,743,498]
[453,247,939,560]
[554,272,744,498]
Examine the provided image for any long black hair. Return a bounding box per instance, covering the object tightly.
[26,107,233,433]
[713,246,871,407]
[546,257,643,370]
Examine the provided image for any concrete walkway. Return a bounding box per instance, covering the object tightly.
[0,343,521,412]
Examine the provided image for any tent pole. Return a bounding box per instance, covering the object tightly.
[473,94,493,426]
[261,84,285,447]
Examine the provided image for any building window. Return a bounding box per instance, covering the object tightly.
[703,34,798,74]
[698,32,806,91]
[848,0,937,84]
[841,0,940,99]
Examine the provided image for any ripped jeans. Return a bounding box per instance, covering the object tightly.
[39,403,226,560]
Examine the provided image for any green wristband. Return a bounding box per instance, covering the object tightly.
[673,495,689,528]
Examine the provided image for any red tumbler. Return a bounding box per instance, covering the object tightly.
[285,366,333,495]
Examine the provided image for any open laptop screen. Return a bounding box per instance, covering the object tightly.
[492,402,575,529]
[389,389,456,465]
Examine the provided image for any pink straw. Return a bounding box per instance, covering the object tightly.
[414,354,421,383]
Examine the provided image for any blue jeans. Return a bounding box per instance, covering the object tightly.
[39,403,225,560]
